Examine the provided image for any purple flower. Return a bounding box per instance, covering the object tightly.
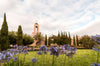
[13,57,18,62]
[66,46,77,57]
[13,45,18,48]
[60,50,65,54]
[40,45,47,51]
[93,35,100,44]
[31,58,37,63]
[23,50,28,54]
[92,45,100,52]
[49,46,59,57]
[91,63,100,66]
[23,46,28,49]
[64,44,70,50]
[37,51,42,55]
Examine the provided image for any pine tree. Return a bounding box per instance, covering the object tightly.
[45,34,47,45]
[76,35,79,46]
[17,25,23,46]
[73,35,76,45]
[1,13,9,50]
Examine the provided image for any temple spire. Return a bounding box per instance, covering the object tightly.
[35,19,38,24]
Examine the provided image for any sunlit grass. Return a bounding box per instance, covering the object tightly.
[2,49,100,66]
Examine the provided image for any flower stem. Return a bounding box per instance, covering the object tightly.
[97,51,99,64]
[64,54,66,66]
[52,55,54,66]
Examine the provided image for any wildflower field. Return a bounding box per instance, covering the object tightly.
[1,49,99,66]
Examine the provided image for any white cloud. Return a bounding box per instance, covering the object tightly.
[0,0,100,37]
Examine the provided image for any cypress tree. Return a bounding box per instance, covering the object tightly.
[76,35,79,46]
[0,30,1,48]
[1,13,9,50]
[68,32,71,45]
[48,37,51,46]
[57,31,60,45]
[17,25,23,46]
[45,34,47,46]
[65,32,67,44]
[73,35,76,45]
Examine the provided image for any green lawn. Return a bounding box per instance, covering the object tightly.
[2,49,100,66]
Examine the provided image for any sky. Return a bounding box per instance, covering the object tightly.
[0,0,100,36]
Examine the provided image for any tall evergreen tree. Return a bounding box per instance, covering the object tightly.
[0,30,1,48]
[1,13,9,50]
[73,35,76,45]
[45,34,47,45]
[76,35,79,46]
[57,31,60,45]
[68,32,71,45]
[48,37,51,46]
[17,25,23,46]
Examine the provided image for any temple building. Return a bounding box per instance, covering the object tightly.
[29,20,44,46]
[32,20,40,37]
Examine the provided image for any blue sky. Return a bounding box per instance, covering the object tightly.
[0,0,100,36]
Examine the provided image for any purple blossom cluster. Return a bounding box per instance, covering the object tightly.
[31,58,37,63]
[49,44,77,57]
[0,45,29,61]
[49,46,59,57]
[93,34,100,44]
[37,45,47,55]
[92,45,100,52]
[91,44,100,66]
[91,63,100,66]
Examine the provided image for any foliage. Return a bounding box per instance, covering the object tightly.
[73,35,76,45]
[17,25,23,46]
[49,32,71,45]
[80,35,96,49]
[45,34,47,46]
[0,30,1,48]
[48,37,51,46]
[8,31,17,45]
[76,35,79,46]
[33,33,44,45]
[68,32,71,45]
[8,31,33,45]
[0,13,9,50]
[23,34,33,45]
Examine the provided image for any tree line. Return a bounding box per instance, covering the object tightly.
[0,13,33,51]
[45,33,97,49]
[0,13,98,50]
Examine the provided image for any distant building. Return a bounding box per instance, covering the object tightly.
[29,20,44,46]
[71,36,82,46]
[32,20,39,37]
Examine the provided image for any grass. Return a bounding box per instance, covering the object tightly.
[1,49,100,66]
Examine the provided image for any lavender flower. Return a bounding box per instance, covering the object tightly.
[31,58,37,63]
